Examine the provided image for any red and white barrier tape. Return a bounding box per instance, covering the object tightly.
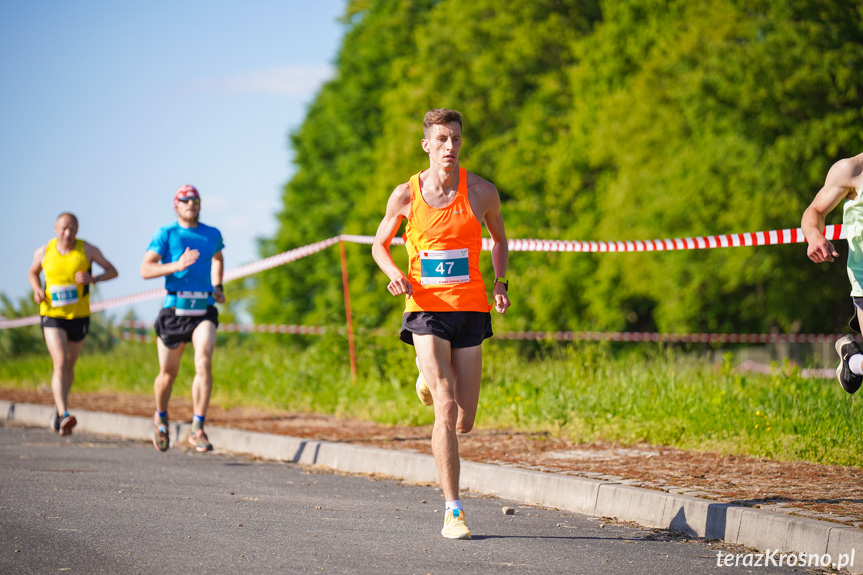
[119,320,326,335]
[0,315,41,328]
[91,288,167,313]
[0,225,844,330]
[2,288,170,328]
[219,323,328,335]
[331,225,845,253]
[496,226,843,253]
[338,234,393,246]
[222,236,341,282]
[493,331,842,343]
[0,238,341,330]
[118,321,844,345]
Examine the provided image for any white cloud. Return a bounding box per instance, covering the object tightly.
[190,65,334,97]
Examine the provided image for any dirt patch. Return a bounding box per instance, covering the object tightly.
[4,387,862,528]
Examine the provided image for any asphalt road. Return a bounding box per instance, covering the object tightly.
[0,424,823,575]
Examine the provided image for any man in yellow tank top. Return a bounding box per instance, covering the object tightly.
[373,109,511,539]
[27,213,118,436]
[802,152,863,394]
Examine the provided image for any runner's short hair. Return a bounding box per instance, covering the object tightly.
[423,108,462,137]
[56,212,78,226]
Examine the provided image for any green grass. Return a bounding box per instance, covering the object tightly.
[2,334,861,467]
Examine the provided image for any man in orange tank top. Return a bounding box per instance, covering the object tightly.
[28,213,118,436]
[373,109,511,539]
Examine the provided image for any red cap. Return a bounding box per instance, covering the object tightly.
[173,185,200,208]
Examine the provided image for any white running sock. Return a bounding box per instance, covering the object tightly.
[445,500,463,513]
[850,354,863,376]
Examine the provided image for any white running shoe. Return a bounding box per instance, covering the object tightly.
[441,508,471,539]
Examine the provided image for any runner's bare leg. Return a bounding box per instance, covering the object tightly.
[44,327,84,416]
[190,320,217,418]
[154,338,184,419]
[414,334,462,502]
[451,345,482,433]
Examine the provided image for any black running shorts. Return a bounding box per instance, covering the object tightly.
[400,311,493,348]
[154,306,219,349]
[41,316,90,343]
[850,297,863,334]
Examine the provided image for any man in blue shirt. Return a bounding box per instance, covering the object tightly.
[141,185,225,452]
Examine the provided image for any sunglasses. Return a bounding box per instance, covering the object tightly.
[178,198,200,204]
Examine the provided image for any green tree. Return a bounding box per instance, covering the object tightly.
[252,0,439,328]
[253,0,863,336]
[578,0,862,332]
[0,293,42,360]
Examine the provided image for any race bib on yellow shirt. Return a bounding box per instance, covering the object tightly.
[49,284,78,307]
[175,291,209,316]
[419,249,470,285]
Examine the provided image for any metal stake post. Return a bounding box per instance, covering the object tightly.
[339,240,358,384]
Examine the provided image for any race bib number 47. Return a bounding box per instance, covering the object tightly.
[420,249,470,285]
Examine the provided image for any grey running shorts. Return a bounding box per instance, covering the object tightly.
[154,305,219,349]
[41,316,90,343]
[400,311,492,348]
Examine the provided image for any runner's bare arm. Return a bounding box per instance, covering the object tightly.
[372,183,413,297]
[28,245,47,304]
[802,159,858,263]
[476,182,511,314]
[211,250,225,303]
[140,247,200,279]
[79,243,118,285]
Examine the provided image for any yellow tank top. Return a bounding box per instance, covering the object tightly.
[40,238,91,319]
[402,167,490,313]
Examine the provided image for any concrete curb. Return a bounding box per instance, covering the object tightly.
[5,400,862,571]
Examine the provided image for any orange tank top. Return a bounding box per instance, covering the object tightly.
[402,167,490,313]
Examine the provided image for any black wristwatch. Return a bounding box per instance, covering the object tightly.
[494,277,508,291]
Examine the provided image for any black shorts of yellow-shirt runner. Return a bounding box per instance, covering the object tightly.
[40,316,90,343]
[154,306,219,349]
[400,311,492,348]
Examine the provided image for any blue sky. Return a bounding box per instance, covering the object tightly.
[0,1,346,321]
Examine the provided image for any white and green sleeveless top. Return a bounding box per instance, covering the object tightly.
[843,184,863,296]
